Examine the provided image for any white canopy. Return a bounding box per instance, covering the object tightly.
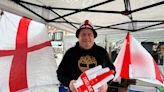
[0,0,164,42]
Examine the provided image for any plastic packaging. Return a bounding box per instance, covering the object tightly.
[74,65,115,92]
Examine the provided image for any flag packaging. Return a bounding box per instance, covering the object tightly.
[74,65,115,92]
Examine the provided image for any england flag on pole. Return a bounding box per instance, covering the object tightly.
[0,11,59,92]
[113,32,164,86]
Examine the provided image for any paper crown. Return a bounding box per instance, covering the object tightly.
[76,20,97,38]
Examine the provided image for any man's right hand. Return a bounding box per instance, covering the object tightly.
[69,80,77,92]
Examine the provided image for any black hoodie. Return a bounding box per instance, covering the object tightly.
[57,42,115,87]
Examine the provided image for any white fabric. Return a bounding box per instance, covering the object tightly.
[130,36,155,79]
[19,84,59,92]
[113,33,164,86]
[113,38,126,82]
[0,11,59,92]
[129,85,158,92]
[0,11,20,50]
[0,56,12,92]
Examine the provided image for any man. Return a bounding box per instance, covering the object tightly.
[57,20,115,92]
[151,42,159,64]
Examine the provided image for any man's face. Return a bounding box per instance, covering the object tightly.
[153,44,158,51]
[78,29,95,49]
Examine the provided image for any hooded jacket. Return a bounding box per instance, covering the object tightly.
[57,42,115,87]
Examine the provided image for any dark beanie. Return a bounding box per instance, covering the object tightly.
[76,20,97,38]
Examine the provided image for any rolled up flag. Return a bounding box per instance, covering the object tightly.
[74,65,115,92]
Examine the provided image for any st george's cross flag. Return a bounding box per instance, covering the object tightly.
[0,11,59,92]
[74,65,115,92]
[113,32,164,86]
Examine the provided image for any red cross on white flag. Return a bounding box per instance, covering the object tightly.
[113,32,164,86]
[74,65,115,92]
[0,11,59,92]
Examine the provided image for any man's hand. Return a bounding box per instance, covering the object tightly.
[71,82,108,92]
[98,83,108,92]
[69,80,77,92]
